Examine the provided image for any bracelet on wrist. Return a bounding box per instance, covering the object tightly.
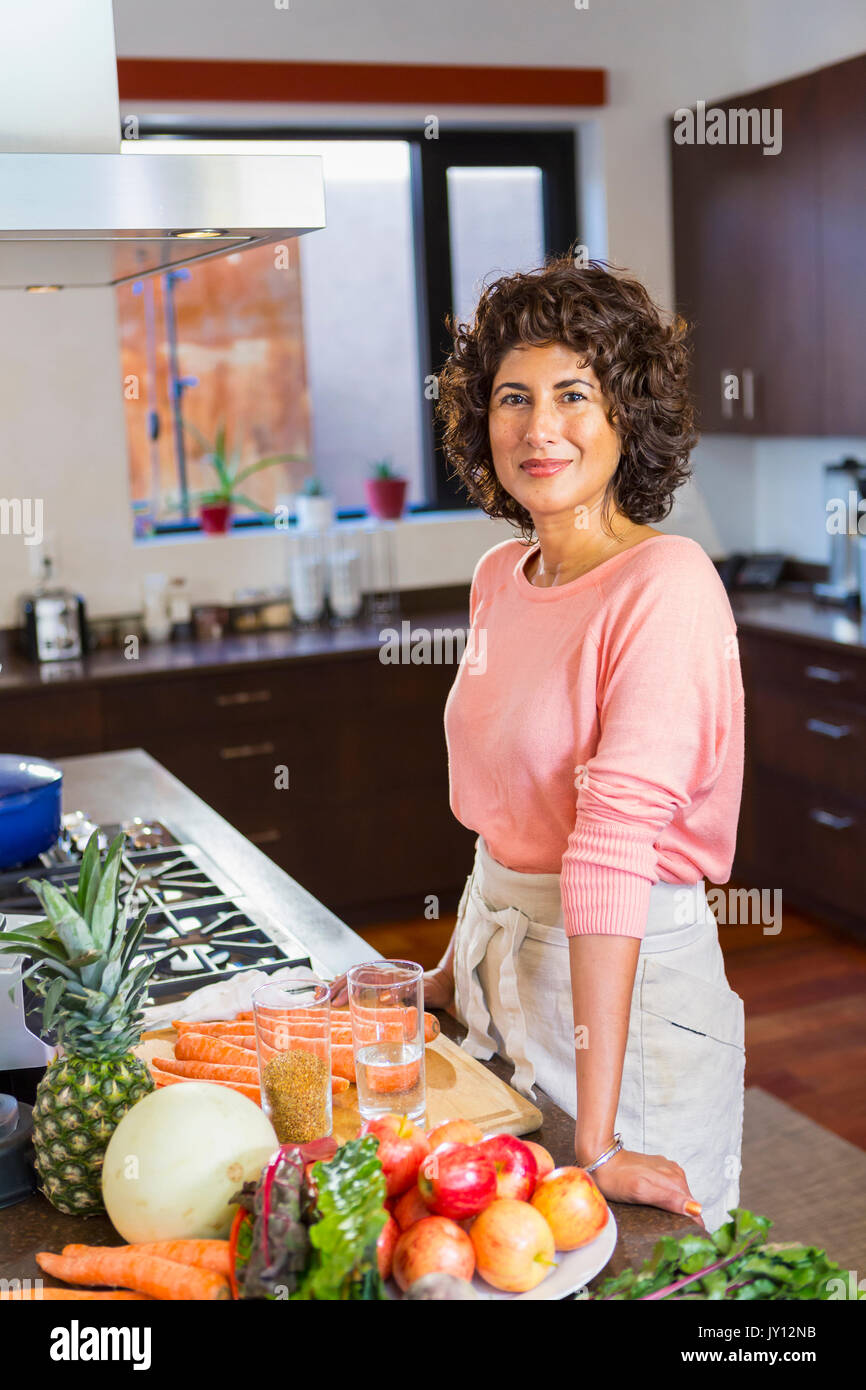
[583,1133,623,1174]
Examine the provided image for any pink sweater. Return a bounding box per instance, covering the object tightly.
[444,534,745,938]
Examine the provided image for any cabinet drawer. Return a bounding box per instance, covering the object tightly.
[740,634,866,707]
[104,662,375,743]
[756,773,866,920]
[750,686,866,800]
[103,655,458,744]
[0,688,103,757]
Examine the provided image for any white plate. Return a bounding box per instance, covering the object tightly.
[390,1205,617,1301]
[472,1205,617,1301]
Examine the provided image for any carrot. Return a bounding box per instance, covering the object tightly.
[364,1058,422,1094]
[150,1055,259,1085]
[175,1033,259,1068]
[331,1075,351,1094]
[63,1241,231,1278]
[35,1250,230,1301]
[173,1020,255,1037]
[153,1069,261,1105]
[0,1287,151,1301]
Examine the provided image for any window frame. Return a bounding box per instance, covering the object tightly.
[132,119,578,526]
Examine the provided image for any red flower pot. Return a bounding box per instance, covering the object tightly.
[364,477,407,521]
[199,502,233,534]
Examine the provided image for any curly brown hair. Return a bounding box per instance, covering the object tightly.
[435,250,697,542]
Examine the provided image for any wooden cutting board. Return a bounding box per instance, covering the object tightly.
[137,1028,542,1141]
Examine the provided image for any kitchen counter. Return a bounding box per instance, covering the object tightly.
[0,749,698,1295]
[0,603,471,694]
[1,586,863,700]
[730,588,866,654]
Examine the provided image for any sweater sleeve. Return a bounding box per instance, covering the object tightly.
[561,548,743,938]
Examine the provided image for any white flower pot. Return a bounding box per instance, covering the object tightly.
[295,494,334,533]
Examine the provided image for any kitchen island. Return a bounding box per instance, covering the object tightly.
[1,748,699,1295]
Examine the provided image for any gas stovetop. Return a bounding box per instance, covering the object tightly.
[0,814,317,1006]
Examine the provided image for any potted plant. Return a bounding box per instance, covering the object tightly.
[181,420,305,534]
[364,458,408,521]
[295,475,335,533]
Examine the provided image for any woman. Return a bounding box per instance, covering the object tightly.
[425,254,746,1233]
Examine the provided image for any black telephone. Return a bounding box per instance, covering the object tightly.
[717,552,786,592]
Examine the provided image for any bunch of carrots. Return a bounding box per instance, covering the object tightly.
[2,1240,232,1301]
[148,1005,441,1104]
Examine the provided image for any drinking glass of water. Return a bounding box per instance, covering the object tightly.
[347,960,426,1124]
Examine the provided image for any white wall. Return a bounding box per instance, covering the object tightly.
[2,0,866,622]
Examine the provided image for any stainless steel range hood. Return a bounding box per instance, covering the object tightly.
[0,1,326,291]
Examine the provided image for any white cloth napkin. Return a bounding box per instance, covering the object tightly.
[142,965,329,1031]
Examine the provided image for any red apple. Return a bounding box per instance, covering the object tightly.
[376,1213,400,1280]
[426,1119,484,1149]
[394,1184,430,1231]
[362,1113,431,1197]
[470,1198,557,1292]
[531,1167,608,1250]
[393,1216,475,1293]
[418,1143,497,1220]
[524,1141,555,1188]
[476,1134,538,1202]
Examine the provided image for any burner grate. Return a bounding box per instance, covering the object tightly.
[1,822,315,1010]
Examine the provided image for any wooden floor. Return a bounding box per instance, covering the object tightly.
[356,892,866,1152]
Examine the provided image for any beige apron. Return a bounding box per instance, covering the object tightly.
[453,836,746,1235]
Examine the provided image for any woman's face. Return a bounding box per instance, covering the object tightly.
[488,341,621,525]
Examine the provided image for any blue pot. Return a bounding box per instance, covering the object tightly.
[0,756,63,870]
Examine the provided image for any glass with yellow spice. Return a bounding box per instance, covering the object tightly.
[252,979,332,1142]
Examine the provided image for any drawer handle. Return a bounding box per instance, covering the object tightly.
[809,807,855,831]
[249,827,281,845]
[215,689,272,707]
[804,664,850,685]
[219,741,275,760]
[805,717,851,740]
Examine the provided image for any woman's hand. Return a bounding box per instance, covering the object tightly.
[580,1145,705,1227]
[328,964,455,1012]
[422,964,456,1013]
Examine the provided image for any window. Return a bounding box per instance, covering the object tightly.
[118,124,577,532]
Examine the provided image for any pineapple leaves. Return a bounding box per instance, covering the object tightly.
[21,878,94,958]
[89,834,125,953]
[0,917,55,941]
[76,830,101,913]
[14,830,156,1055]
[41,975,67,1031]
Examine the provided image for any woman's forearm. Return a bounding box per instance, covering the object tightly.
[568,934,641,1165]
[432,922,458,978]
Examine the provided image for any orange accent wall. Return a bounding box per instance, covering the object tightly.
[117,58,606,108]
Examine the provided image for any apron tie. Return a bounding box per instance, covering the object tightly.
[454,878,538,1100]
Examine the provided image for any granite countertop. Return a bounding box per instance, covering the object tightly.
[0,605,471,694]
[0,748,697,1295]
[731,587,866,654]
[1,583,864,697]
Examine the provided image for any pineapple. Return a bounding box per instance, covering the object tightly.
[2,830,155,1214]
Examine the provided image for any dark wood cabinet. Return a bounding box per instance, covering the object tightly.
[736,627,866,935]
[818,54,866,434]
[672,53,866,436]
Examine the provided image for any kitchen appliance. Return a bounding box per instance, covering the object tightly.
[0,930,56,1110]
[814,457,866,607]
[0,1,325,291]
[20,558,88,662]
[717,552,786,592]
[0,1094,37,1208]
[0,813,324,1103]
[0,756,63,869]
